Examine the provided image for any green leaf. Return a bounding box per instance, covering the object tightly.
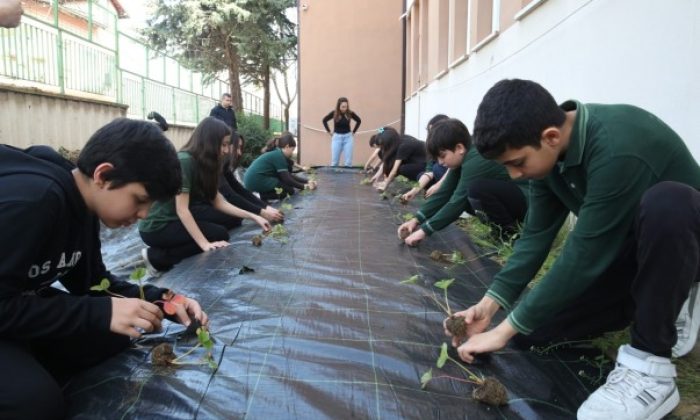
[274,187,284,195]
[400,274,420,284]
[450,251,464,264]
[281,203,293,211]
[130,267,147,281]
[434,279,455,290]
[437,343,449,368]
[90,278,111,292]
[420,368,433,389]
[207,358,218,370]
[403,212,415,221]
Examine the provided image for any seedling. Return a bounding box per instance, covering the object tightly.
[402,212,415,222]
[360,178,372,185]
[90,278,126,298]
[421,343,508,406]
[380,192,389,200]
[151,322,217,369]
[428,279,468,343]
[274,187,284,196]
[281,203,293,212]
[400,274,421,284]
[429,250,465,265]
[251,234,263,247]
[130,267,147,300]
[266,224,289,244]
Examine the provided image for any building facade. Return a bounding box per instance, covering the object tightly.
[403,0,700,158]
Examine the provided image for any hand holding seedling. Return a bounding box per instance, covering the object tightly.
[444,296,500,347]
[404,229,426,246]
[253,215,272,232]
[169,295,209,328]
[261,206,284,222]
[110,297,163,338]
[456,321,517,363]
[397,218,419,240]
[306,180,317,190]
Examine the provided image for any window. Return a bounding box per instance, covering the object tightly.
[428,0,449,79]
[449,0,468,65]
[470,0,500,52]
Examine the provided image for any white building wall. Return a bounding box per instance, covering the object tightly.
[404,0,700,159]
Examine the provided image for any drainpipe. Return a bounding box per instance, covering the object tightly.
[400,0,407,134]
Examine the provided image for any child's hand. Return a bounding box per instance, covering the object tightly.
[443,304,492,347]
[401,188,419,203]
[404,229,426,246]
[425,183,440,198]
[307,180,317,190]
[397,218,419,240]
[169,296,209,328]
[255,216,271,232]
[110,297,163,338]
[201,241,229,251]
[261,206,284,222]
[456,321,517,363]
[375,181,386,192]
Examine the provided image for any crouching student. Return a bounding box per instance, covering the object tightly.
[244,133,317,200]
[402,114,451,203]
[398,118,528,246]
[374,127,427,192]
[446,79,700,420]
[0,119,209,419]
[219,132,284,223]
[139,117,270,275]
[363,134,382,174]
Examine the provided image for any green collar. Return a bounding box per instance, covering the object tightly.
[560,100,588,172]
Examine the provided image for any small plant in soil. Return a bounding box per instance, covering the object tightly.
[380,192,389,200]
[400,274,421,284]
[274,187,284,196]
[421,343,508,406]
[428,279,467,343]
[281,203,293,212]
[399,195,408,205]
[266,224,289,244]
[402,212,415,222]
[429,250,465,265]
[151,322,217,369]
[251,235,263,247]
[360,177,372,185]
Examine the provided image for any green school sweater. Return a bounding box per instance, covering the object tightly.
[487,100,700,335]
[244,148,288,193]
[139,152,203,233]
[415,147,523,235]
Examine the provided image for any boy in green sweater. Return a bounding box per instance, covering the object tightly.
[447,79,700,420]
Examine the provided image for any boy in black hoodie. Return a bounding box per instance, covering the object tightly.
[0,118,208,419]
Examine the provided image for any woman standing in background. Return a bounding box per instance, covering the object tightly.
[322,97,361,167]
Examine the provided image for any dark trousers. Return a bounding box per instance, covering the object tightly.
[398,162,425,181]
[0,332,129,419]
[467,179,528,238]
[140,203,242,271]
[513,182,700,357]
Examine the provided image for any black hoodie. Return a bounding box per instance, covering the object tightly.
[0,145,169,341]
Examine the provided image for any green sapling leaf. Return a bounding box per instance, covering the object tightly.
[437,343,449,368]
[400,274,420,284]
[420,368,433,389]
[434,279,455,290]
[90,278,111,292]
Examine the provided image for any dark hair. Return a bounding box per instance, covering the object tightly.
[377,127,402,175]
[333,97,352,122]
[264,132,297,152]
[223,131,243,171]
[426,118,471,159]
[427,114,449,131]
[473,79,566,159]
[369,134,379,148]
[221,93,232,99]
[181,117,231,201]
[77,118,181,201]
[147,111,169,131]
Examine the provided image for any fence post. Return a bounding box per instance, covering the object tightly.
[53,0,65,95]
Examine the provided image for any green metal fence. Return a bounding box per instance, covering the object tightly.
[0,0,283,127]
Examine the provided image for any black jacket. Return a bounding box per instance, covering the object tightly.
[0,145,168,340]
[210,104,238,130]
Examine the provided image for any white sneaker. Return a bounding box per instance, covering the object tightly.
[141,248,162,278]
[577,345,679,420]
[672,283,700,357]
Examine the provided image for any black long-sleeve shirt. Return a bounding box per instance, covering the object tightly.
[219,169,267,214]
[0,145,169,340]
[322,111,361,134]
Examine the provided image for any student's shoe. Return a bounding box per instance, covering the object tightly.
[577,345,679,420]
[141,248,162,278]
[672,283,700,357]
